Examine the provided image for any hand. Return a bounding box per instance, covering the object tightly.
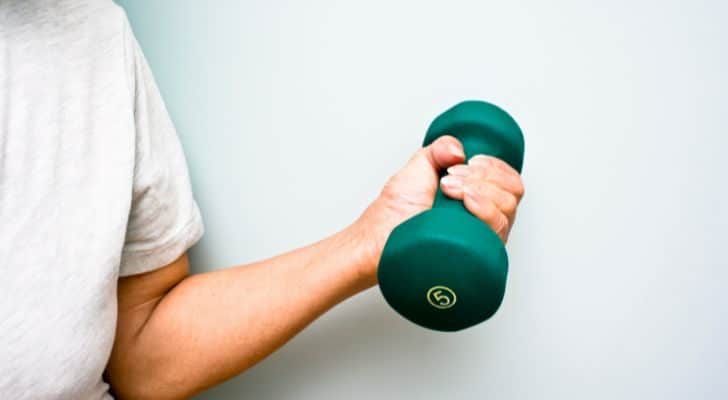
[353,135,525,285]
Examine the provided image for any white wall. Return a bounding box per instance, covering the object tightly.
[116,1,728,399]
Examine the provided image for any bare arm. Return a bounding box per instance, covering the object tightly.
[105,136,524,399]
[106,223,373,399]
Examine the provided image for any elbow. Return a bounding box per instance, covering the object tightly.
[109,381,161,400]
[106,371,165,400]
[106,352,192,400]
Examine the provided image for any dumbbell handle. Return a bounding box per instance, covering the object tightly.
[424,106,524,212]
[431,134,504,211]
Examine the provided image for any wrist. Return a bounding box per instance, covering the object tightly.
[334,220,380,291]
[335,190,426,294]
[344,197,406,288]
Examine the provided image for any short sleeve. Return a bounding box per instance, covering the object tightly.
[118,15,204,277]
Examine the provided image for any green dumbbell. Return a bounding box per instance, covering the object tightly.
[377,100,524,331]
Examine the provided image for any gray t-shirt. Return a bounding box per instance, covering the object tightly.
[0,1,204,398]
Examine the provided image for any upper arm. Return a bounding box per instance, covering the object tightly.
[105,253,189,393]
[106,10,203,397]
[117,252,190,315]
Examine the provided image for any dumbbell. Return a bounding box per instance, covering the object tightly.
[377,100,524,331]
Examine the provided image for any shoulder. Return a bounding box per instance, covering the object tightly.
[62,0,134,43]
[1,1,132,44]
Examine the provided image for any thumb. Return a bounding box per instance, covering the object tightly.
[387,135,466,198]
[414,135,465,173]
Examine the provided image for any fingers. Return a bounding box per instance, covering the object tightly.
[465,182,518,225]
[468,155,525,200]
[440,172,518,241]
[463,189,511,242]
[439,155,524,243]
[439,164,467,199]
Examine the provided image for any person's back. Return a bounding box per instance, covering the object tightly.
[0,1,203,398]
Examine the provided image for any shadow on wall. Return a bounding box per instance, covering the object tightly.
[191,286,504,399]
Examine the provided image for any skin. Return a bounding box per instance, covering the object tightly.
[104,135,525,399]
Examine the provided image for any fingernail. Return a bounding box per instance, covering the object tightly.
[449,144,465,158]
[446,165,470,177]
[441,175,463,189]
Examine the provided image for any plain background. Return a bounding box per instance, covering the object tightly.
[115,1,727,399]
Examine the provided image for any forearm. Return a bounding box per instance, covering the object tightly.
[107,223,375,400]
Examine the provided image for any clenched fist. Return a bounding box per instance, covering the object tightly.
[354,135,525,285]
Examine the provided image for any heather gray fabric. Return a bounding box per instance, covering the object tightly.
[0,1,204,398]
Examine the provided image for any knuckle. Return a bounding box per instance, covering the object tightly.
[498,217,510,236]
[513,180,525,199]
[481,202,500,222]
[463,181,485,205]
[498,222,510,243]
[503,195,518,214]
[464,166,486,184]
